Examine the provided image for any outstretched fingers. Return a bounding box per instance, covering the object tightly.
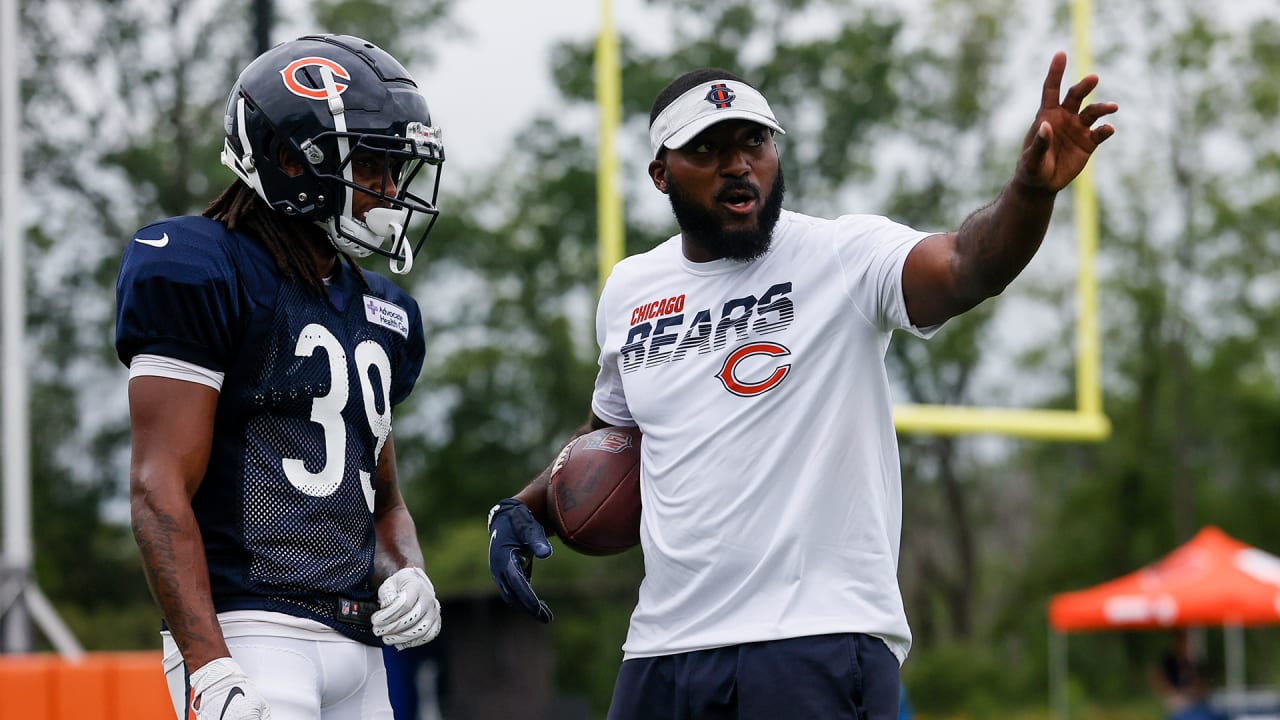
[1078,101,1119,129]
[1090,124,1117,146]
[1041,51,1068,110]
[1022,52,1117,190]
[1061,73,1100,114]
[1040,52,1118,151]
[505,554,553,623]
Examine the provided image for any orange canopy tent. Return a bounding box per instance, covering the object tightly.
[1050,526,1280,631]
[1046,527,1280,718]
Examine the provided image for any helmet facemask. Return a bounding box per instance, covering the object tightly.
[312,121,444,275]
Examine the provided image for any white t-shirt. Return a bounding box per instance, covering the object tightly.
[591,209,938,664]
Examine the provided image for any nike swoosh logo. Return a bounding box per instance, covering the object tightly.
[134,232,169,247]
[219,686,246,720]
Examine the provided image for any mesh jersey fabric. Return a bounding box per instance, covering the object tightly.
[116,215,425,645]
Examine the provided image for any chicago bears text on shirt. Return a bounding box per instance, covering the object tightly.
[621,282,795,374]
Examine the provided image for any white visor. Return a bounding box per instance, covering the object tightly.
[649,79,785,157]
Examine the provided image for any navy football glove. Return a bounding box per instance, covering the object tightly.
[487,498,554,623]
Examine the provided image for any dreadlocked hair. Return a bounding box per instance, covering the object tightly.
[203,179,365,296]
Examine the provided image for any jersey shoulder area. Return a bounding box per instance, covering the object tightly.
[130,215,235,250]
[116,216,247,370]
[122,215,242,279]
[777,211,929,261]
[827,211,923,238]
[778,209,895,235]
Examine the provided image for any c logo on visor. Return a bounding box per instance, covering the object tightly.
[280,57,351,100]
[705,83,736,109]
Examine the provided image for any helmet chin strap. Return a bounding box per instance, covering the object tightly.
[319,65,355,228]
[388,232,413,275]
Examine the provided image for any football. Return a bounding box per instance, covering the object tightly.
[545,426,643,556]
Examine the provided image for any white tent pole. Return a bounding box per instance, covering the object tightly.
[1224,621,1245,712]
[1050,627,1068,720]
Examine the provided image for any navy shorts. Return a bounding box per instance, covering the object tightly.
[607,633,900,720]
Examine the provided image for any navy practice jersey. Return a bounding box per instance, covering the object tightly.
[115,215,426,646]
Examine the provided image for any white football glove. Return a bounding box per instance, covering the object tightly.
[372,566,442,650]
[189,657,270,720]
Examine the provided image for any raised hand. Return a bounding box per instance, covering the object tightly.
[1016,51,1118,193]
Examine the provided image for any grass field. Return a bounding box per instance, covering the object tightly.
[916,702,1164,720]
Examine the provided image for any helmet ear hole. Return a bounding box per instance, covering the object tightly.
[277,144,306,178]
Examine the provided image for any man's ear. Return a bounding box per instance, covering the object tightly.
[648,158,668,194]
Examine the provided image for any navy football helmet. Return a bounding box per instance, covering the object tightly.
[221,34,444,274]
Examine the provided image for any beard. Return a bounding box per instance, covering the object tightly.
[666,165,785,262]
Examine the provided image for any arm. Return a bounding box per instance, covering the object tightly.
[127,376,226,671]
[369,432,442,649]
[372,433,424,584]
[511,411,615,524]
[488,410,616,622]
[902,51,1118,327]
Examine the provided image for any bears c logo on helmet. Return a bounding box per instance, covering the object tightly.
[280,57,352,100]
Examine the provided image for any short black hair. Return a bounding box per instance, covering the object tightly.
[649,67,748,127]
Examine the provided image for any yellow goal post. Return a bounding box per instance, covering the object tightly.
[593,0,1109,442]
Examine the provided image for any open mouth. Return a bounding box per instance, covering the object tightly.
[717,186,759,214]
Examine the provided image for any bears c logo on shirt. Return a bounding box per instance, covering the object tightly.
[280,57,351,100]
[716,341,792,397]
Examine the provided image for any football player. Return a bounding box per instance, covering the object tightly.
[117,34,444,720]
[489,54,1117,719]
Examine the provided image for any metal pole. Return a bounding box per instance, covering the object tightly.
[595,0,624,291]
[0,0,82,659]
[1070,0,1103,421]
[24,586,82,661]
[253,0,273,55]
[1,0,33,654]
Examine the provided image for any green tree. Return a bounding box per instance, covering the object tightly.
[996,5,1280,711]
[13,0,255,650]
